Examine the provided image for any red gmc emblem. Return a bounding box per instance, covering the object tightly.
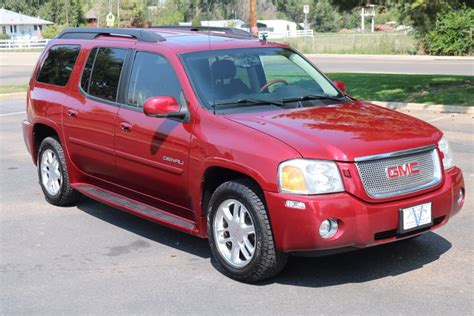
[385,162,420,179]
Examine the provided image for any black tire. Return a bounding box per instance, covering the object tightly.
[207,179,287,283]
[37,137,80,206]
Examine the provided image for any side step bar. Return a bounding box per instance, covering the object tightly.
[74,184,198,235]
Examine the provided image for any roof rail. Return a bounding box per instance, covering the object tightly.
[150,25,256,38]
[56,27,166,43]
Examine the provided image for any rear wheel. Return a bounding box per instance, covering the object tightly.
[207,179,287,283]
[38,137,80,206]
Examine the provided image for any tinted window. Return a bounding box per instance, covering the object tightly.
[88,48,127,102]
[37,45,80,86]
[181,48,340,111]
[127,52,185,109]
[80,48,97,92]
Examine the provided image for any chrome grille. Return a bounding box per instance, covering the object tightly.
[355,146,442,199]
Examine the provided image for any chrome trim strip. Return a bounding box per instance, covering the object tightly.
[354,145,436,162]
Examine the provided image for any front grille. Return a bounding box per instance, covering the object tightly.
[355,146,442,199]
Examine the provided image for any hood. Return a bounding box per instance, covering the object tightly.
[224,100,442,162]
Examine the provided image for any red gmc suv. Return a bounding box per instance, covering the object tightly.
[22,27,465,283]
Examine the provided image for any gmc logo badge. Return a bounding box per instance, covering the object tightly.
[385,162,420,179]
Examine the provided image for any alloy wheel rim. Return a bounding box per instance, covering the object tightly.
[40,149,62,196]
[213,199,256,268]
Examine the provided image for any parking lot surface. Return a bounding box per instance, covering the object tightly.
[1,95,473,314]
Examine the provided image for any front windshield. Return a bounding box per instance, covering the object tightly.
[181,47,343,112]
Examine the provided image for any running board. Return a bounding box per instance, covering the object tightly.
[74,184,198,235]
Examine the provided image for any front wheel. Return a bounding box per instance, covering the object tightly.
[207,179,287,283]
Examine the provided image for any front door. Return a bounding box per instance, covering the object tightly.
[63,47,128,182]
[114,51,194,219]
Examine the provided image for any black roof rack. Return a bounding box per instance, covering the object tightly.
[150,25,256,38]
[56,27,166,43]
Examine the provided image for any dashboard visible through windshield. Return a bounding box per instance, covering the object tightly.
[181,47,346,113]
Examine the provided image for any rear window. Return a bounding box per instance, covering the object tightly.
[36,45,81,86]
[80,47,127,102]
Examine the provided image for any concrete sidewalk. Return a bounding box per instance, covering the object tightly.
[371,101,474,115]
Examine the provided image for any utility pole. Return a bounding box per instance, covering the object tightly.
[249,0,258,36]
[65,0,69,25]
[117,0,120,27]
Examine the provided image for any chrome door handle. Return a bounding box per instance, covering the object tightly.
[67,109,78,117]
[120,122,132,132]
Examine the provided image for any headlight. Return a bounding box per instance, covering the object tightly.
[438,136,454,170]
[278,159,344,194]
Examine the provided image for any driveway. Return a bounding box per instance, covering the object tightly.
[1,95,473,314]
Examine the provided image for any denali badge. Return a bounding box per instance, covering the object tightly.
[163,156,184,165]
[385,162,420,179]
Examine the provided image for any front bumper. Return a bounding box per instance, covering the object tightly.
[265,167,464,253]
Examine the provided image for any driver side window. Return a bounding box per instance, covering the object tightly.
[127,52,185,109]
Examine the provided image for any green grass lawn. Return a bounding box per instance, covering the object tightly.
[1,74,472,106]
[327,73,474,106]
[0,84,28,95]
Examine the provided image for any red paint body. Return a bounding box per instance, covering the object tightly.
[22,29,465,253]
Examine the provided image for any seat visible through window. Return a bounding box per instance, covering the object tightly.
[211,59,250,100]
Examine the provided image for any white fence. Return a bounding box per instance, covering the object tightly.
[0,39,50,50]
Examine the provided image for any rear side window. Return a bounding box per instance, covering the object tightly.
[81,47,127,102]
[80,48,97,92]
[36,45,80,86]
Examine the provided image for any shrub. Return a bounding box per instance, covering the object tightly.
[0,34,11,40]
[425,7,474,56]
[42,24,65,39]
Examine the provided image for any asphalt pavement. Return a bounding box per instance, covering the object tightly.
[1,94,473,314]
[0,52,472,86]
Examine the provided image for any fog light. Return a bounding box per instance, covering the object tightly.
[457,190,464,207]
[319,218,338,239]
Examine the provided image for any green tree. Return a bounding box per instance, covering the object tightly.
[191,10,202,26]
[42,24,66,38]
[69,0,84,26]
[151,0,185,25]
[425,6,474,55]
[0,0,44,17]
[311,0,342,32]
[38,0,66,24]
[274,0,306,23]
[118,0,149,27]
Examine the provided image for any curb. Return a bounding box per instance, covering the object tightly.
[371,101,474,115]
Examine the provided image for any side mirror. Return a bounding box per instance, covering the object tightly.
[143,96,184,119]
[333,81,347,94]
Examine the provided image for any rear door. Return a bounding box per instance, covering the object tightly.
[114,50,194,218]
[62,46,128,182]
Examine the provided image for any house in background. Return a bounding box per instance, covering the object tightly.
[0,8,53,39]
[256,20,300,36]
[84,8,98,27]
[199,19,246,29]
[240,19,303,38]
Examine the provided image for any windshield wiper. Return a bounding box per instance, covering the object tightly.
[214,98,284,108]
[281,94,344,104]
